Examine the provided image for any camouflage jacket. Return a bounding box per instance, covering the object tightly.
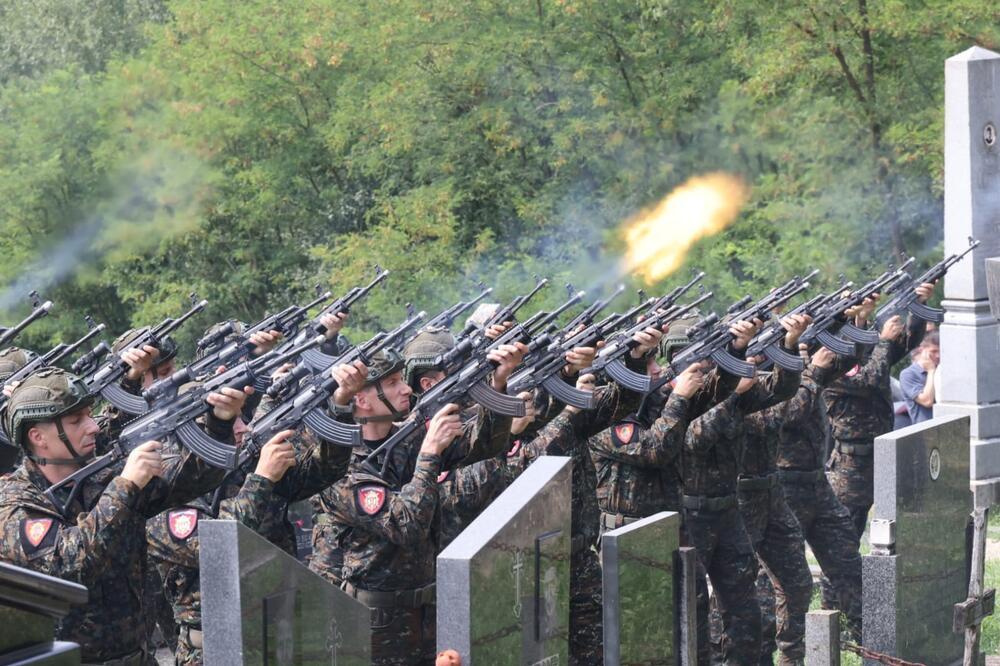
[823,317,924,443]
[0,435,227,662]
[316,452,443,592]
[437,455,513,550]
[681,366,800,497]
[145,472,279,628]
[758,363,840,472]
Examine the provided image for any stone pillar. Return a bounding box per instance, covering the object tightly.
[934,46,1000,505]
[805,610,840,666]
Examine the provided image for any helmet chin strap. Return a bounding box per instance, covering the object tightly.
[26,418,94,466]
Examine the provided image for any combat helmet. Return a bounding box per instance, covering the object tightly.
[4,368,95,464]
[196,320,247,360]
[0,347,38,383]
[402,327,455,390]
[354,348,409,425]
[113,327,179,367]
[659,311,702,363]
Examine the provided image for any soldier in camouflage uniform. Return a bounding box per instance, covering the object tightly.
[771,344,862,641]
[679,318,800,665]
[0,368,247,665]
[0,346,39,472]
[823,282,935,539]
[737,314,813,665]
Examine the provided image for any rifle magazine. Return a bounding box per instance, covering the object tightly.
[603,358,652,393]
[540,375,596,410]
[100,383,150,416]
[467,381,527,417]
[176,421,238,469]
[301,409,362,447]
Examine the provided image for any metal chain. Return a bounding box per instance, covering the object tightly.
[842,642,926,666]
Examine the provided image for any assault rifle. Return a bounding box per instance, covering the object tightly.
[83,294,208,416]
[416,283,494,335]
[799,259,915,356]
[456,276,550,339]
[298,266,390,371]
[71,341,112,378]
[873,237,980,329]
[0,291,53,347]
[45,332,329,517]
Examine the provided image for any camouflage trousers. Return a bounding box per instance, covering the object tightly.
[826,444,874,539]
[569,545,603,665]
[370,604,437,665]
[142,562,177,653]
[781,472,862,642]
[684,505,761,666]
[174,626,202,666]
[738,485,812,666]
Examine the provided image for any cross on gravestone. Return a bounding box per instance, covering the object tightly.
[437,456,572,666]
[601,511,696,666]
[200,519,371,665]
[862,415,972,664]
[935,46,1000,503]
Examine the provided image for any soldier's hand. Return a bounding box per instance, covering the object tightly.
[780,314,812,349]
[122,345,160,382]
[489,342,528,392]
[483,321,513,341]
[914,281,937,304]
[249,329,283,356]
[255,429,297,482]
[729,319,762,351]
[566,373,596,414]
[673,362,708,399]
[629,325,665,359]
[270,362,295,382]
[844,293,879,322]
[122,441,164,489]
[880,315,905,342]
[562,346,596,377]
[811,346,837,369]
[735,358,758,394]
[206,386,253,421]
[510,391,537,436]
[422,403,463,455]
[319,312,348,340]
[332,360,368,406]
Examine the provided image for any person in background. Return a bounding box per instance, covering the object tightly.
[899,330,939,424]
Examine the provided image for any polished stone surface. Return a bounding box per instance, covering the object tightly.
[200,519,370,665]
[864,416,970,663]
[438,456,572,666]
[0,561,87,660]
[601,511,680,665]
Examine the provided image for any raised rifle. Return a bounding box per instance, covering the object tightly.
[0,291,53,347]
[415,283,494,336]
[71,341,112,378]
[873,237,980,329]
[83,294,208,416]
[44,332,329,517]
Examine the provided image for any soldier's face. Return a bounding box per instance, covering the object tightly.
[357,371,412,416]
[143,359,176,389]
[28,406,100,460]
[233,416,249,447]
[419,370,446,392]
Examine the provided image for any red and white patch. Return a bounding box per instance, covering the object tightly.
[24,519,52,548]
[845,364,860,378]
[614,423,635,444]
[357,485,387,515]
[168,509,198,540]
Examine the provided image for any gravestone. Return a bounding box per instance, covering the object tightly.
[0,562,86,664]
[935,46,1000,502]
[200,519,371,665]
[862,415,971,664]
[437,456,572,666]
[601,511,695,666]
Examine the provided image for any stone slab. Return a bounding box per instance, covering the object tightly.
[677,547,698,666]
[200,519,370,665]
[601,511,680,665]
[805,609,840,666]
[437,456,572,666]
[987,258,1000,320]
[936,303,1000,406]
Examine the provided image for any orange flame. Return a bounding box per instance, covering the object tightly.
[623,173,750,285]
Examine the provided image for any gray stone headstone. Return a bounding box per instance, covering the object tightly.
[936,45,1000,487]
[601,511,686,666]
[863,416,971,664]
[200,519,371,665]
[437,456,572,666]
[805,610,840,666]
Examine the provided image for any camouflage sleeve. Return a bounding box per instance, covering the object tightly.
[0,477,142,582]
[589,393,691,467]
[737,365,801,415]
[517,409,587,465]
[574,382,642,439]
[448,406,513,467]
[848,340,893,388]
[218,473,280,534]
[440,457,512,519]
[774,363,836,422]
[892,314,927,364]
[684,393,739,453]
[332,453,442,546]
[273,426,353,501]
[142,435,228,518]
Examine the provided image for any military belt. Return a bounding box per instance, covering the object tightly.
[600,512,642,531]
[737,473,778,492]
[681,494,737,512]
[180,624,204,649]
[82,650,145,666]
[836,442,874,456]
[777,469,826,485]
[341,581,436,609]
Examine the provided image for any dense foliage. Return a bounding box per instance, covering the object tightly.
[1,0,998,352]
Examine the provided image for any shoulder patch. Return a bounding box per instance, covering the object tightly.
[356,485,387,515]
[845,364,860,378]
[21,518,56,555]
[168,509,199,541]
[613,423,635,446]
